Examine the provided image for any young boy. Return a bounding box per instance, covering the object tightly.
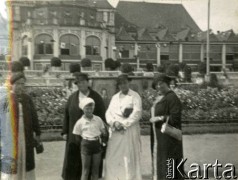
[73,97,107,180]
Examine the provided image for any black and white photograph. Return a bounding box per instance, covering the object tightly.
[0,0,238,179]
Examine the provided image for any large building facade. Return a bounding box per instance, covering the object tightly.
[0,14,8,70]
[5,0,238,72]
[9,0,115,71]
[114,1,238,72]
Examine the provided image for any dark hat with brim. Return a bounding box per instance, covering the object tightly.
[73,72,89,84]
[152,74,173,89]
[10,72,26,85]
[117,74,132,85]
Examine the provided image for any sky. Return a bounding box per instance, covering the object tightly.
[1,0,238,33]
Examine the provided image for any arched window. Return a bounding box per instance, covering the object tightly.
[60,34,79,56]
[35,34,53,55]
[22,36,28,56]
[85,36,100,55]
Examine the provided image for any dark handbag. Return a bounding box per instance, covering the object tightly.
[161,117,182,141]
[123,107,133,118]
[34,139,44,154]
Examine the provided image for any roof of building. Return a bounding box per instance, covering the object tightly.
[88,0,114,9]
[115,1,201,33]
[11,0,114,9]
[116,26,135,41]
[216,29,238,42]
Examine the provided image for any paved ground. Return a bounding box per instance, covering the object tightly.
[35,134,238,180]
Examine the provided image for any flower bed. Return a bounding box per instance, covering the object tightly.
[28,87,67,128]
[141,86,238,124]
[26,86,238,130]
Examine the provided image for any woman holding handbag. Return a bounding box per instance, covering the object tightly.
[150,74,184,180]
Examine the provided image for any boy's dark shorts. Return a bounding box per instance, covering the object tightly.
[81,139,101,155]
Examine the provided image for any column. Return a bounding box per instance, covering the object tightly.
[101,32,107,71]
[134,42,139,70]
[27,36,33,69]
[156,43,161,66]
[80,30,86,59]
[108,34,115,59]
[200,44,204,62]
[53,29,59,57]
[179,43,183,63]
[222,44,226,69]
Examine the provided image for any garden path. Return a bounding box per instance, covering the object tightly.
[35,134,238,180]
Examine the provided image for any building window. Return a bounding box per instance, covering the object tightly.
[35,34,53,55]
[96,12,103,22]
[85,36,100,55]
[161,45,169,61]
[120,50,129,58]
[183,44,200,61]
[205,45,222,61]
[14,6,20,21]
[60,34,79,56]
[22,36,28,56]
[169,44,179,61]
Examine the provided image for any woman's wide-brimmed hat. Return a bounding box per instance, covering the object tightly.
[73,72,89,84]
[117,74,132,85]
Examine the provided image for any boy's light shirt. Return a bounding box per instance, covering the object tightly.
[73,115,105,138]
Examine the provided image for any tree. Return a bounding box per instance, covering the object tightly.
[69,63,81,73]
[51,57,62,67]
[19,57,30,67]
[81,58,92,68]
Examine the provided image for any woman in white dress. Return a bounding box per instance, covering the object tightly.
[104,74,142,180]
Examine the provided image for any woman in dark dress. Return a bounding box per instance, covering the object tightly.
[61,72,107,180]
[0,72,41,180]
[150,74,184,180]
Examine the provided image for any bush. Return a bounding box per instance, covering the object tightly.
[121,63,134,75]
[105,58,115,70]
[114,60,121,70]
[184,65,192,82]
[198,62,207,76]
[166,63,179,77]
[69,63,81,73]
[19,57,30,67]
[51,57,62,67]
[157,62,171,73]
[208,74,221,88]
[81,58,92,68]
[11,61,24,72]
[28,87,67,127]
[146,63,154,72]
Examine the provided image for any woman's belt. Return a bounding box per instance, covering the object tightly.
[82,136,99,141]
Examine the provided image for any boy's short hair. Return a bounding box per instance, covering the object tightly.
[79,97,95,110]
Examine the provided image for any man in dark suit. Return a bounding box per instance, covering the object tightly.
[61,72,107,180]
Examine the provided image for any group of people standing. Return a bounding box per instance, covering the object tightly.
[61,72,184,180]
[0,63,184,180]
